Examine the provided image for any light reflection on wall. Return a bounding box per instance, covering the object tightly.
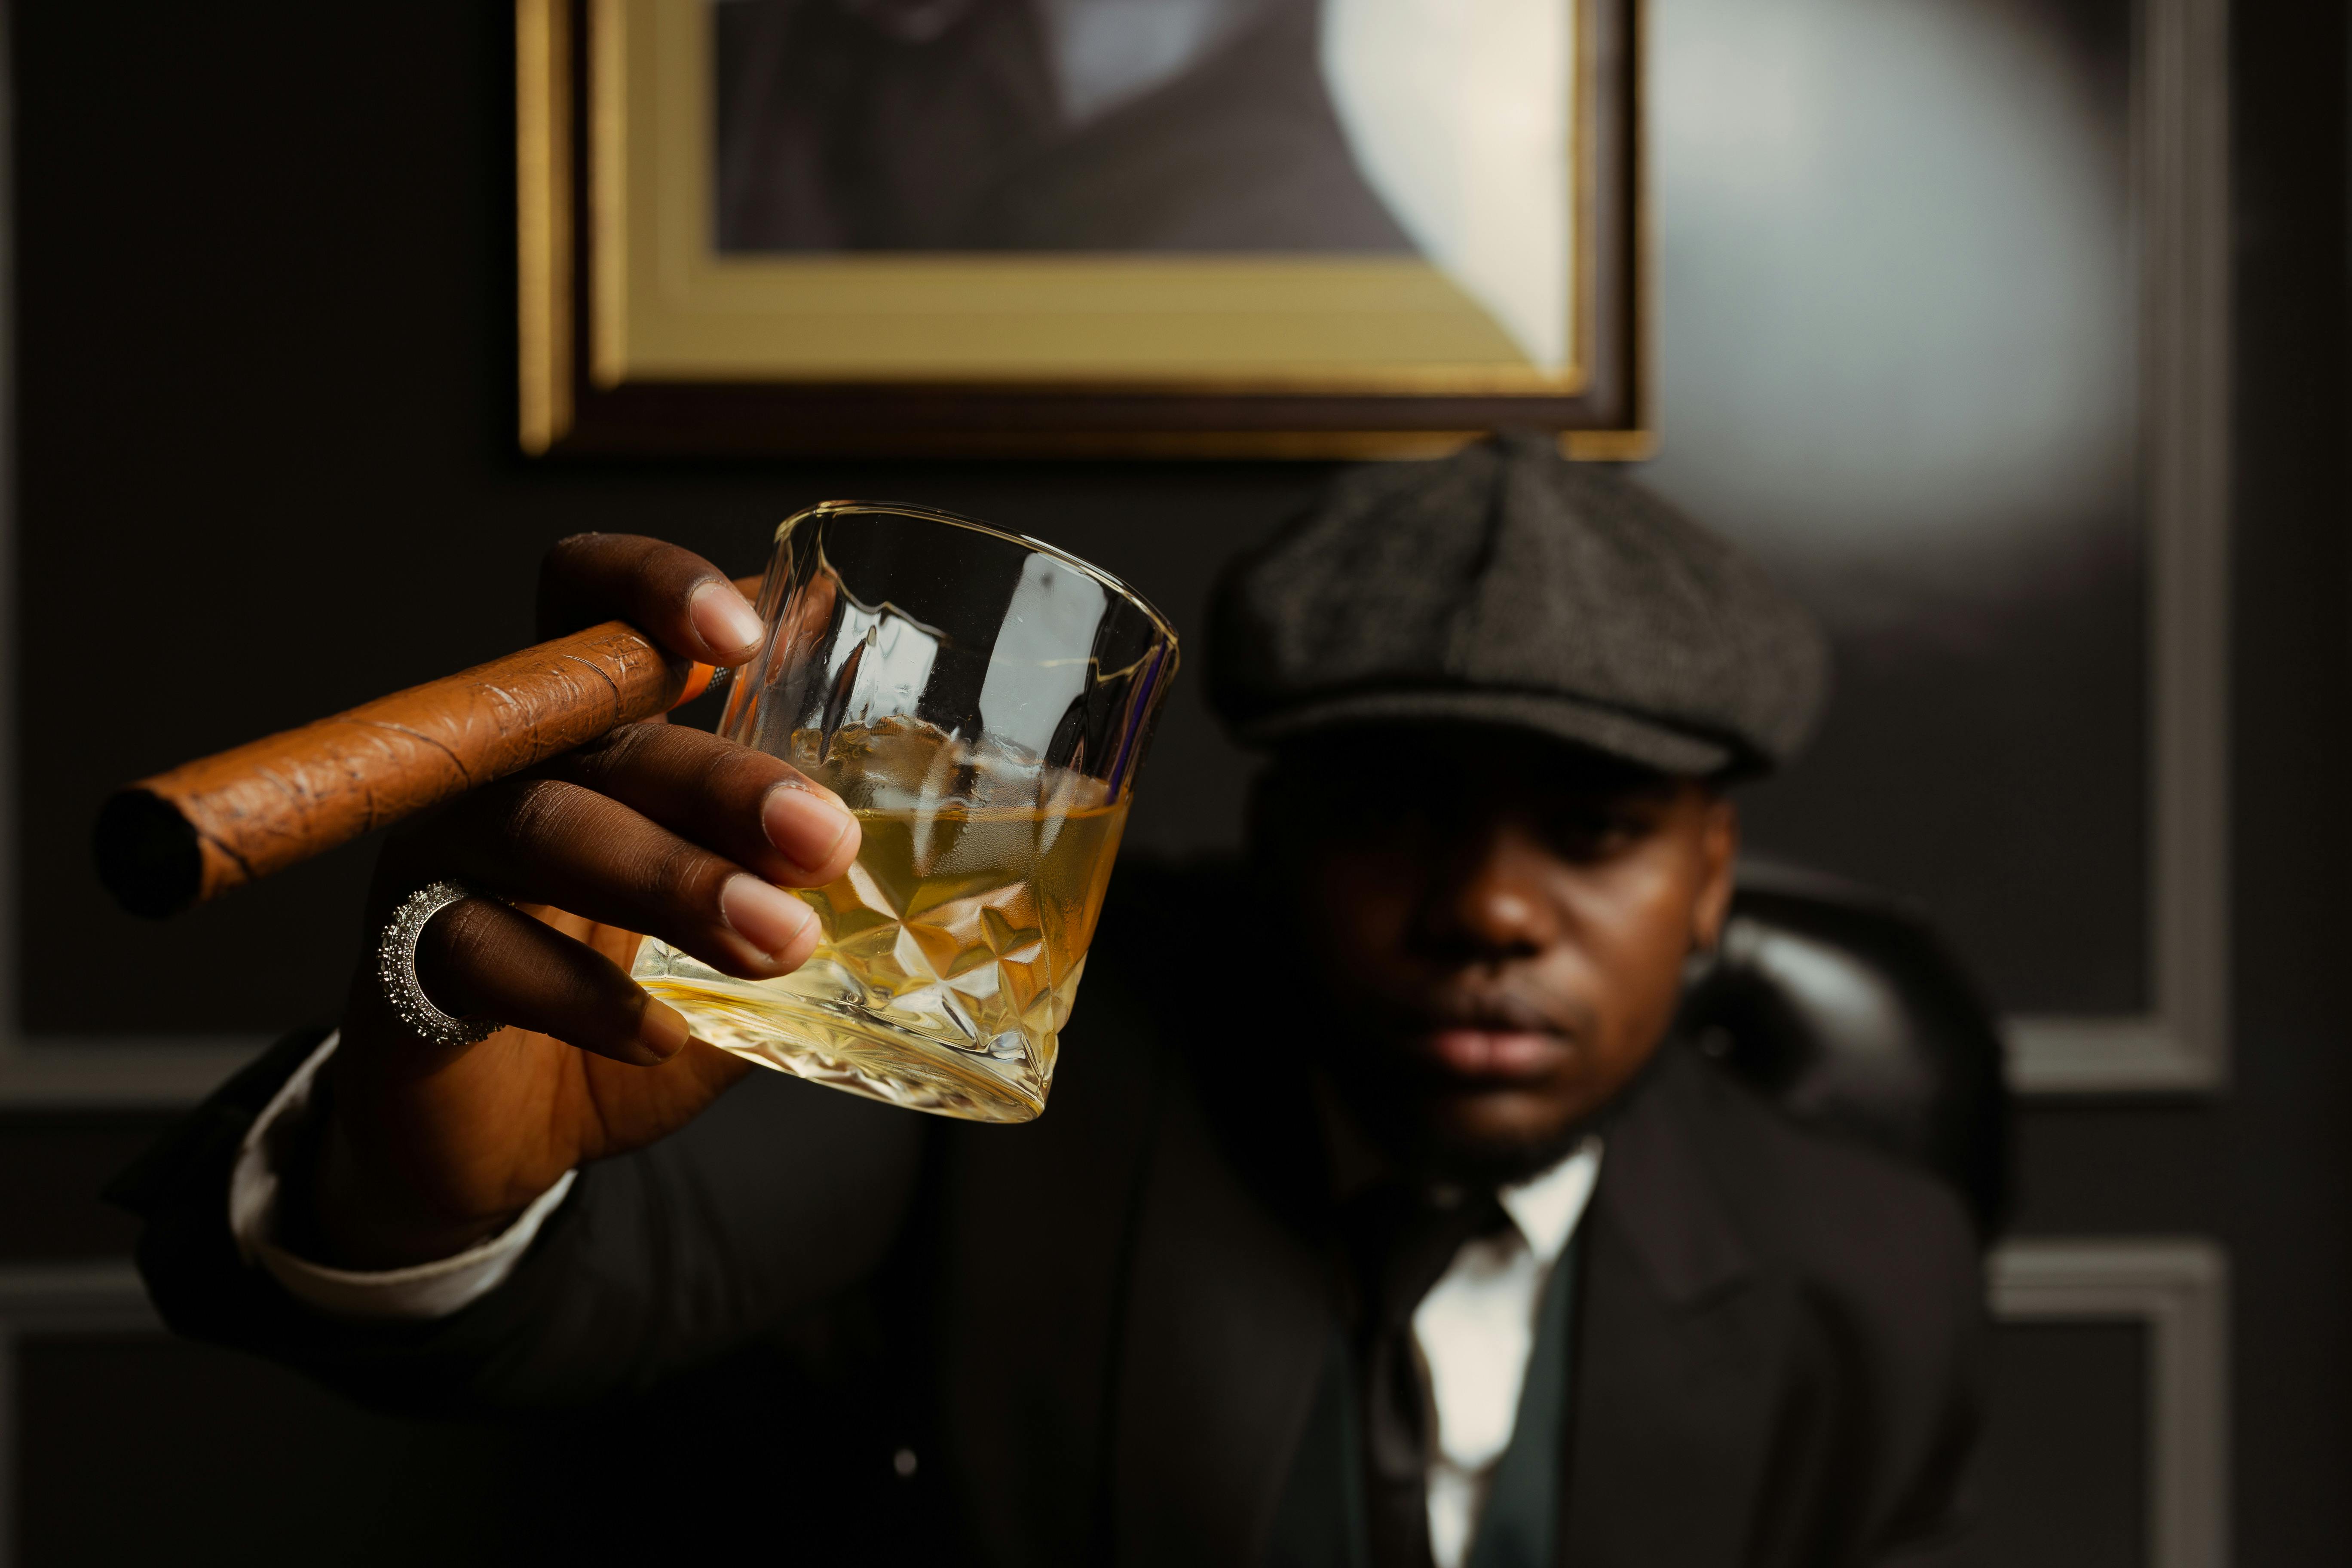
[1640,0,2134,627]
[1636,0,2148,1014]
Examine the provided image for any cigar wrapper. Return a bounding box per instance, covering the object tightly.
[95,621,723,919]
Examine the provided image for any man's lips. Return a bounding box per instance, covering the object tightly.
[1414,1026,1573,1083]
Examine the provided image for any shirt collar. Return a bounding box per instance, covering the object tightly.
[1312,1070,1605,1261]
[1497,1136,1604,1266]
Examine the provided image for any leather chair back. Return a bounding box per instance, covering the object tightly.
[1679,864,2012,1239]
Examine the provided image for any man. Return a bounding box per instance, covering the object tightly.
[118,435,1982,1566]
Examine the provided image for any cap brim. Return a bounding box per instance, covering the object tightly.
[1232,688,1740,777]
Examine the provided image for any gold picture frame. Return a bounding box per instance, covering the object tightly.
[518,0,1651,457]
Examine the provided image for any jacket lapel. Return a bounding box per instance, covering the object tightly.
[1557,1049,1800,1568]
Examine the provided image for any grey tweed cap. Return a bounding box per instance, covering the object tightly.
[1205,432,1831,777]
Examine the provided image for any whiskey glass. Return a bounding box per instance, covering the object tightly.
[631,503,1178,1123]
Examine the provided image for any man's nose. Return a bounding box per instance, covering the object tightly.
[1413,827,1559,962]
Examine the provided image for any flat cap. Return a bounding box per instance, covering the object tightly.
[1206,432,1831,777]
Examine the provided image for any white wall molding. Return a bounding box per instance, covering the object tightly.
[1990,1237,2232,1568]
[0,1262,161,1568]
[2006,1015,2216,1096]
[0,1040,269,1109]
[2006,0,2232,1095]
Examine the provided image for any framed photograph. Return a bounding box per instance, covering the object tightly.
[516,0,1648,456]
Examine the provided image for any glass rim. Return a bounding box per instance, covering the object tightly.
[781,500,1181,655]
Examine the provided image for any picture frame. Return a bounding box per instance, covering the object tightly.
[515,0,1650,457]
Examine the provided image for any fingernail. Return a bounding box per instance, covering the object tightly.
[762,784,855,873]
[720,874,815,958]
[690,582,764,658]
[636,998,691,1061]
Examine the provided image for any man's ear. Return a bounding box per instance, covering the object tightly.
[1690,791,1740,953]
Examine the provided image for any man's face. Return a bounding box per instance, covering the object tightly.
[1267,728,1739,1182]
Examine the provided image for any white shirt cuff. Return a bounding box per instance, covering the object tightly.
[227,1030,578,1323]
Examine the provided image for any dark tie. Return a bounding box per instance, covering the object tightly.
[1341,1185,1512,1568]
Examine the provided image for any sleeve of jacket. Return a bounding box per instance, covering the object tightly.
[108,1027,932,1417]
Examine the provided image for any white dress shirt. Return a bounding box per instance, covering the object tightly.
[229,1032,574,1322]
[1414,1139,1602,1568]
[233,1035,1602,1561]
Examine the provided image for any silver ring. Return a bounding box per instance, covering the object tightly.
[376,879,502,1049]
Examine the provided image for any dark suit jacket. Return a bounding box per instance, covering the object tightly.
[117,875,1983,1567]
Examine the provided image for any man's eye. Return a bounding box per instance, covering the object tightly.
[1364,808,1439,847]
[1542,812,1642,860]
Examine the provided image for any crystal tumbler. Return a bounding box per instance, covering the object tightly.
[631,503,1178,1123]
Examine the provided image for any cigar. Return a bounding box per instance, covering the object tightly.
[95,621,725,919]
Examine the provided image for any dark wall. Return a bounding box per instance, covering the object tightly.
[5,0,2348,1562]
[13,0,2161,1037]
[2004,3,2352,1559]
[11,1,1329,1036]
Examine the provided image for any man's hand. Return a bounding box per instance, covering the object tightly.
[307,535,861,1270]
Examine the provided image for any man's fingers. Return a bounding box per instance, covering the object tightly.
[395,777,824,981]
[539,725,861,887]
[536,533,764,666]
[412,897,687,1066]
